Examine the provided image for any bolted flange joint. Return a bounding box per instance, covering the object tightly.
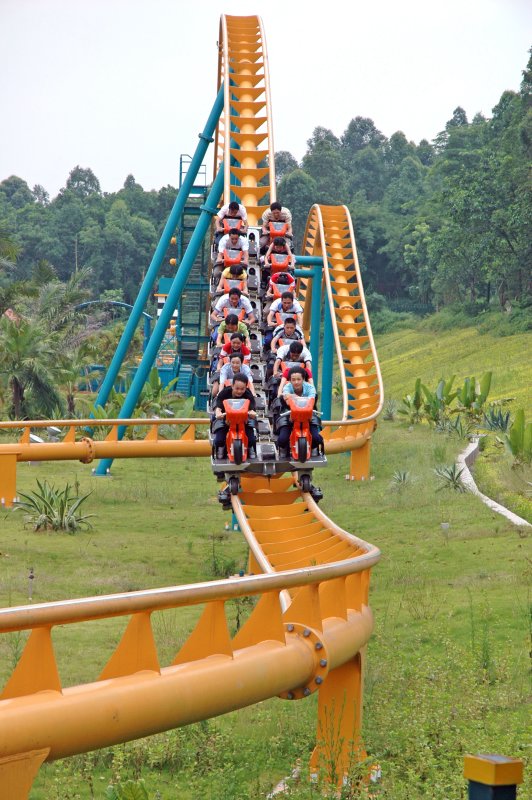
[278,622,330,701]
[79,436,95,464]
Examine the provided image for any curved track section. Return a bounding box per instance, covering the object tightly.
[299,205,383,463]
[215,15,275,225]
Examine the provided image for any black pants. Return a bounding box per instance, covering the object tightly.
[277,423,322,450]
[214,423,256,451]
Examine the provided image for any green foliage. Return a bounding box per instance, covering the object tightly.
[503,408,532,463]
[434,463,468,492]
[382,398,398,421]
[14,479,95,532]
[398,377,423,424]
[483,405,512,432]
[106,779,149,800]
[455,372,492,417]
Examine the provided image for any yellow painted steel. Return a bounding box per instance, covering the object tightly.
[0,15,383,797]
[463,754,524,787]
[215,15,275,225]
[298,204,384,477]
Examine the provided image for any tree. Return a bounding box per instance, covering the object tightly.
[302,127,346,204]
[0,316,64,418]
[276,169,318,250]
[274,151,299,183]
[341,117,386,155]
[0,176,34,208]
[64,166,101,198]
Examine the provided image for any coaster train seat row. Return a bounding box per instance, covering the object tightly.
[207,201,326,500]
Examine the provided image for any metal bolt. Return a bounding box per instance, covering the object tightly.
[315,676,323,685]
[303,688,311,697]
[287,624,294,632]
[303,628,311,637]
[319,658,327,668]
[315,642,323,650]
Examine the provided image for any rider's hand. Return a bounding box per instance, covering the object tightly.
[248,410,257,418]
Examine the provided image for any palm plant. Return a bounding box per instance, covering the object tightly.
[434,464,468,493]
[0,316,64,418]
[14,480,94,532]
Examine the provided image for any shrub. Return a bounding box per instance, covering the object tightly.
[14,479,95,532]
[434,464,468,493]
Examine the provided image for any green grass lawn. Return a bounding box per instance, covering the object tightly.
[0,325,530,798]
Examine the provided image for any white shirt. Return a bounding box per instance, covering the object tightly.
[217,203,247,222]
[217,233,249,253]
[270,297,303,315]
[276,344,312,362]
[214,294,253,314]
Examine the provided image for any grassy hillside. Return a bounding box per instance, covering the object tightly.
[0,324,530,798]
[376,327,532,414]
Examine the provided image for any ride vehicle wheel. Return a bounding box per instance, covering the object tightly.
[229,476,240,496]
[300,474,311,493]
[297,436,307,463]
[233,439,243,465]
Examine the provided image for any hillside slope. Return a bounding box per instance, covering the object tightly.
[376,327,531,414]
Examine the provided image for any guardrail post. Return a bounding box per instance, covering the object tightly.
[464,754,524,799]
[0,452,19,508]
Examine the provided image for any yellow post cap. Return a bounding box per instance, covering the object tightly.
[171,236,177,245]
[169,258,177,266]
[463,754,524,786]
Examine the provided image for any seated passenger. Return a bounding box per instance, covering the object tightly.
[266,291,303,327]
[216,263,248,295]
[248,231,258,256]
[215,313,251,347]
[259,201,293,253]
[274,340,313,395]
[265,271,295,300]
[214,201,248,247]
[213,229,249,282]
[211,288,256,327]
[276,367,323,458]
[211,353,255,398]
[270,317,304,353]
[264,236,295,274]
[212,374,257,459]
[219,333,252,366]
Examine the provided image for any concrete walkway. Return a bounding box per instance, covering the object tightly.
[457,437,530,527]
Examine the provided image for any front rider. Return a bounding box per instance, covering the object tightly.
[213,374,257,459]
[277,367,323,458]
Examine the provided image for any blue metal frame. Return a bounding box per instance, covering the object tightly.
[94,165,225,475]
[93,85,224,413]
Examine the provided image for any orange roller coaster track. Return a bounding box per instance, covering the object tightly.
[0,14,382,798]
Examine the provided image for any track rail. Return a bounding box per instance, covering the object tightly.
[215,15,275,225]
[0,15,382,796]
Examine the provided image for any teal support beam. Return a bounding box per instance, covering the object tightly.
[94,165,225,475]
[93,84,225,412]
[309,267,322,371]
[321,284,334,419]
[294,255,324,267]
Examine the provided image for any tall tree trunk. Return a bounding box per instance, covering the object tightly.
[11,377,24,419]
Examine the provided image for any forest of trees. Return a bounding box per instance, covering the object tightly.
[1,53,530,316]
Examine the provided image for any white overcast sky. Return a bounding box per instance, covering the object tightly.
[1,0,530,198]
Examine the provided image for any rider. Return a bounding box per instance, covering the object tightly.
[263,236,295,274]
[213,229,249,282]
[270,317,304,353]
[211,288,256,327]
[213,353,255,398]
[259,201,293,253]
[277,367,323,458]
[214,200,248,247]
[266,291,303,327]
[213,374,257,459]
[216,263,248,295]
[215,312,251,347]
